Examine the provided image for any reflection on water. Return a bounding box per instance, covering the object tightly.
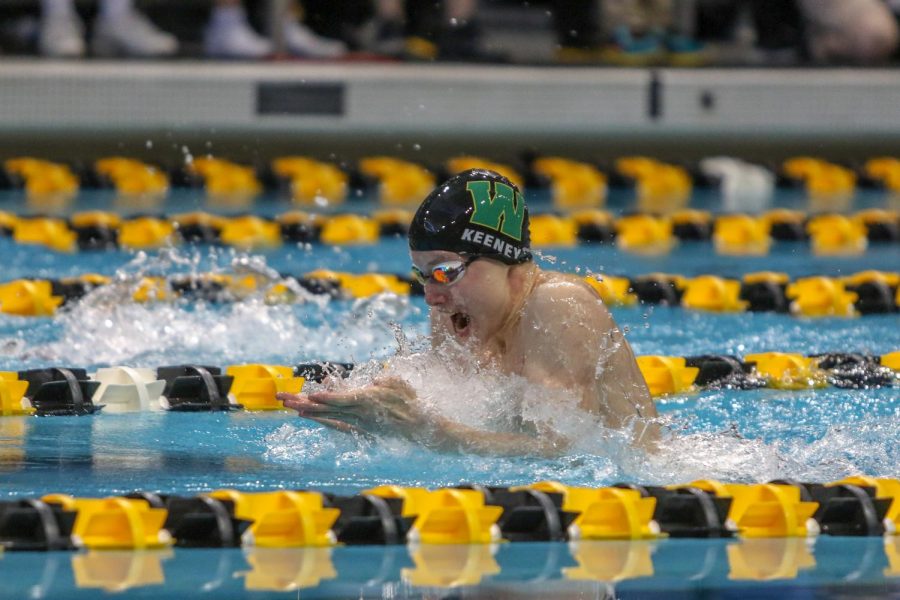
[0,538,897,598]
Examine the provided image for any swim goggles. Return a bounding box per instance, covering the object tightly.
[411,256,479,286]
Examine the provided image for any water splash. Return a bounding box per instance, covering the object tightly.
[1,248,422,369]
[2,246,898,493]
[263,353,900,490]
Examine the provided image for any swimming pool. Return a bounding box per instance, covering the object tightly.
[1,183,899,598]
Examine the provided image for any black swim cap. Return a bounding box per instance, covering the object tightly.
[408,169,531,265]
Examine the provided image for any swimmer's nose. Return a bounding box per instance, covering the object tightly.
[424,285,448,306]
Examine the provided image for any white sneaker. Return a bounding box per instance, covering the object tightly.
[283,21,346,58]
[92,10,179,57]
[39,10,85,57]
[204,13,273,59]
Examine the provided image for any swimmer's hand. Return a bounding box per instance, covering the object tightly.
[278,380,568,458]
[277,377,433,441]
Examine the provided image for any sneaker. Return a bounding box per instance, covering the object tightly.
[204,12,273,59]
[355,17,406,57]
[283,20,346,59]
[92,10,178,57]
[38,10,85,57]
[599,26,664,66]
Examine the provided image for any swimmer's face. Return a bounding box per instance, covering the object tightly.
[411,250,512,342]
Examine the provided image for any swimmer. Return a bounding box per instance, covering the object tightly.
[279,169,656,456]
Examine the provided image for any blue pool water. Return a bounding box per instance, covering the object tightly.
[1,188,899,598]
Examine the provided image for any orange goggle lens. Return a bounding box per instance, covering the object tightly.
[411,258,475,286]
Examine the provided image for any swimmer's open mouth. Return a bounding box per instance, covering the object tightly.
[450,312,471,335]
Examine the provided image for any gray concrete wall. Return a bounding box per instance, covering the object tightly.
[1,61,898,162]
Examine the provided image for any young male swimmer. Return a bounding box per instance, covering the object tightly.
[278,169,657,456]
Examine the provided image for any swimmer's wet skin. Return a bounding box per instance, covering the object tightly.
[279,169,657,455]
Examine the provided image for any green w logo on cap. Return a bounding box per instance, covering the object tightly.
[465,181,525,241]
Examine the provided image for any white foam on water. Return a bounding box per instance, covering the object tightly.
[265,344,899,487]
[4,248,421,368]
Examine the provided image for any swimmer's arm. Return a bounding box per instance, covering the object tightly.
[429,415,568,458]
[279,380,567,458]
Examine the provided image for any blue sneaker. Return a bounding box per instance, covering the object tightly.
[600,26,664,66]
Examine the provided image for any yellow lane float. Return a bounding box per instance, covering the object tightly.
[675,481,819,538]
[0,279,64,316]
[220,216,283,249]
[42,494,172,550]
[13,217,77,252]
[189,157,262,202]
[119,217,176,249]
[0,371,32,416]
[713,214,771,255]
[743,352,828,389]
[615,215,675,254]
[226,364,304,411]
[304,270,410,298]
[208,490,338,548]
[359,157,435,206]
[864,157,900,192]
[532,157,607,209]
[529,214,577,246]
[881,351,900,371]
[95,157,169,198]
[615,157,691,213]
[271,156,348,206]
[786,277,858,317]
[636,356,700,397]
[367,486,502,544]
[445,156,524,190]
[807,214,867,255]
[681,276,748,312]
[583,274,637,307]
[783,157,856,204]
[4,157,80,201]
[524,482,659,540]
[319,214,379,245]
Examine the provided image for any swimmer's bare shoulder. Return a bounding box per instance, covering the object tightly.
[518,271,615,390]
[518,271,658,444]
